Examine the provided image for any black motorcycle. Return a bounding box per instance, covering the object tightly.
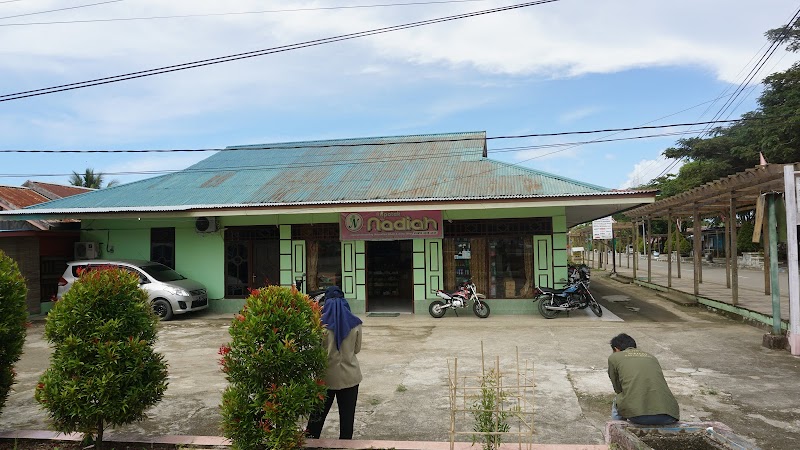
[533,280,602,319]
[295,274,326,308]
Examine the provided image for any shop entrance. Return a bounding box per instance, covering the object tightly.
[366,240,413,313]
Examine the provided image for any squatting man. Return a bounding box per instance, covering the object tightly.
[608,333,680,425]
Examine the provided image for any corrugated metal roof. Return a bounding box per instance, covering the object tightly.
[18,131,625,212]
[22,181,94,199]
[0,186,50,209]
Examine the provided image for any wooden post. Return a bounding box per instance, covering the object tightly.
[730,196,738,306]
[676,217,682,279]
[763,206,771,296]
[632,219,638,280]
[627,236,631,268]
[725,211,731,288]
[646,217,652,283]
[667,212,673,288]
[693,206,701,296]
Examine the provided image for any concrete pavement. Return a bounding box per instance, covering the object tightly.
[592,252,794,329]
[1,276,799,450]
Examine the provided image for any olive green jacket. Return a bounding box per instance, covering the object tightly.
[608,348,679,419]
[323,325,362,390]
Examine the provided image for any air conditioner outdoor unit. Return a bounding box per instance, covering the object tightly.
[195,216,217,233]
[74,241,99,260]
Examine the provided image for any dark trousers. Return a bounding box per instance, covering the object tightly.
[306,384,359,439]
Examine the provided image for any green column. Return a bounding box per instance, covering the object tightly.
[768,194,782,335]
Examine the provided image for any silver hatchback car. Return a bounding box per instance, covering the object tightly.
[57,259,209,321]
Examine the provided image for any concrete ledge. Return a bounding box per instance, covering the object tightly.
[654,291,698,307]
[762,333,789,350]
[605,420,761,450]
[0,430,607,450]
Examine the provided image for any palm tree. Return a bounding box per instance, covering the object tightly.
[69,169,119,189]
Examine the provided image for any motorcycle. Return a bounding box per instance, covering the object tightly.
[295,273,327,308]
[429,281,490,318]
[568,264,591,285]
[533,280,602,319]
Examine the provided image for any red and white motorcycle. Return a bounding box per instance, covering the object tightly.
[429,281,490,318]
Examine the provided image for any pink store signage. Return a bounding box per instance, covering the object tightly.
[340,211,443,240]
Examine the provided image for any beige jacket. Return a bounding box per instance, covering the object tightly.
[323,325,362,390]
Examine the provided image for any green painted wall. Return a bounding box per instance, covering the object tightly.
[80,206,569,314]
[81,218,225,298]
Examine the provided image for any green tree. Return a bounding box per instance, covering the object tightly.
[0,251,28,414]
[35,268,168,449]
[69,168,119,189]
[643,20,800,199]
[736,221,762,254]
[220,286,327,450]
[669,229,692,256]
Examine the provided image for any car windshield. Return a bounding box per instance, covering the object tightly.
[140,263,186,282]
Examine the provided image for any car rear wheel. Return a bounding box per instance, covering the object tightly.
[152,298,173,321]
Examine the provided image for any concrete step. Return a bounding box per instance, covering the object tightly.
[654,290,698,307]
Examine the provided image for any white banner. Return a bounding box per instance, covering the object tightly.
[592,216,614,240]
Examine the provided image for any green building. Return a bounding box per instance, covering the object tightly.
[3,132,655,315]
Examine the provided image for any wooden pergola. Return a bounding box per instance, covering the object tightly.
[624,163,800,336]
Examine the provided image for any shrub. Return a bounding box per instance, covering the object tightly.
[220,286,327,450]
[35,267,168,449]
[0,251,28,413]
[471,369,511,450]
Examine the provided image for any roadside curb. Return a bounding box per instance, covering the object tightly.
[0,430,608,450]
[602,273,698,306]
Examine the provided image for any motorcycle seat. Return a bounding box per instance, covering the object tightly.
[537,287,567,295]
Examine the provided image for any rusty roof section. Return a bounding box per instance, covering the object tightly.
[625,163,797,218]
[0,186,50,210]
[22,181,94,200]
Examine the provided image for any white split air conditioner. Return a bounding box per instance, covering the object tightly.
[195,216,217,233]
[74,241,99,260]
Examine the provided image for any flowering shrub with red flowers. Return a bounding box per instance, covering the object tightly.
[220,286,327,450]
[0,250,28,414]
[34,268,168,449]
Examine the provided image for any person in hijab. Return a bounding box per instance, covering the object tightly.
[306,286,363,439]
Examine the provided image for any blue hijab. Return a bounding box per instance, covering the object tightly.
[321,286,363,350]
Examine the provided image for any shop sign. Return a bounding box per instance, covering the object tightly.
[592,216,614,240]
[340,210,443,240]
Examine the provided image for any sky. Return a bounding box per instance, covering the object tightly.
[0,0,798,191]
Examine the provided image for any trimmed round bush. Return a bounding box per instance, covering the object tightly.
[220,286,327,450]
[35,267,168,448]
[0,250,28,413]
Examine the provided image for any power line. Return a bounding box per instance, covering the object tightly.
[0,130,743,179]
[0,0,560,102]
[648,6,800,182]
[0,0,495,27]
[0,119,755,153]
[0,0,125,20]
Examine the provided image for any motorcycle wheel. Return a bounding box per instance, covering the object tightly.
[537,296,560,319]
[429,300,447,318]
[473,301,490,318]
[588,295,603,317]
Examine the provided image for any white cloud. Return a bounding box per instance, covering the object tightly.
[0,0,794,187]
[620,157,685,189]
[559,106,603,124]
